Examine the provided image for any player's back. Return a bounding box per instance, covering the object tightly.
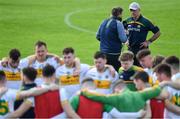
[35,90,63,118]
[113,89,146,112]
[0,89,17,117]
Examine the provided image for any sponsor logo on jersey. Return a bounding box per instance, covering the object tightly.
[5,71,21,81]
[59,75,80,85]
[94,80,111,89]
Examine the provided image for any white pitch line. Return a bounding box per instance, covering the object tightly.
[64,9,97,35]
[64,9,180,45]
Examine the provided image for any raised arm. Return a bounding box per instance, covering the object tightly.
[142,101,151,118]
[140,86,161,101]
[73,57,81,76]
[156,88,169,100]
[81,89,118,105]
[105,64,116,77]
[165,99,180,115]
[6,100,32,118]
[60,88,80,118]
[17,84,59,100]
[148,31,161,44]
[147,20,161,43]
[0,57,8,67]
[26,55,36,66]
[61,101,80,119]
[159,79,180,90]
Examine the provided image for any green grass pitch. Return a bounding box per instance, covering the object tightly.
[0,0,179,64]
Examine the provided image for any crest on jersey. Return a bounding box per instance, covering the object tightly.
[119,75,123,79]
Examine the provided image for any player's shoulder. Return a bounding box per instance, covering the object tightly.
[124,17,133,23]
[132,65,144,71]
[80,63,90,69]
[87,66,96,73]
[7,88,18,93]
[55,65,67,76]
[19,58,29,68]
[56,64,66,70]
[141,15,151,21]
[46,56,57,63]
[118,67,124,73]
[80,63,89,67]
[0,63,5,69]
[141,15,154,25]
[60,87,67,93]
[4,88,18,99]
[104,67,112,73]
[85,67,97,77]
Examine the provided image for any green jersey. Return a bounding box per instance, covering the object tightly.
[81,86,161,112]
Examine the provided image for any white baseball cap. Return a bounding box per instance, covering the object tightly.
[129,2,140,10]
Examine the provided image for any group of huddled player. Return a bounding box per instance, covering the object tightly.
[0,40,179,118]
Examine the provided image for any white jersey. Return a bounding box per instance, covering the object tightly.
[0,64,22,89]
[85,67,118,94]
[144,68,159,86]
[20,57,59,86]
[56,64,89,98]
[144,68,153,76]
[172,72,180,81]
[0,89,17,118]
[164,73,180,118]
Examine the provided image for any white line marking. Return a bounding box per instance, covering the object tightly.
[64,9,97,35]
[64,9,180,45]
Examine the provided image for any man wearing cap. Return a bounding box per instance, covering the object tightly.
[123,2,161,66]
[96,7,127,71]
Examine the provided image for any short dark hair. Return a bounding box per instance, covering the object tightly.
[9,49,21,61]
[119,51,134,61]
[112,7,123,17]
[154,64,171,78]
[94,51,106,59]
[136,49,151,61]
[42,65,55,77]
[22,67,37,81]
[63,47,74,55]
[133,71,149,83]
[152,55,165,68]
[35,41,47,48]
[0,70,6,81]
[81,77,94,85]
[163,56,179,71]
[113,80,126,90]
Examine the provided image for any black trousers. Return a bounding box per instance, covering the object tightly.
[105,53,121,72]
